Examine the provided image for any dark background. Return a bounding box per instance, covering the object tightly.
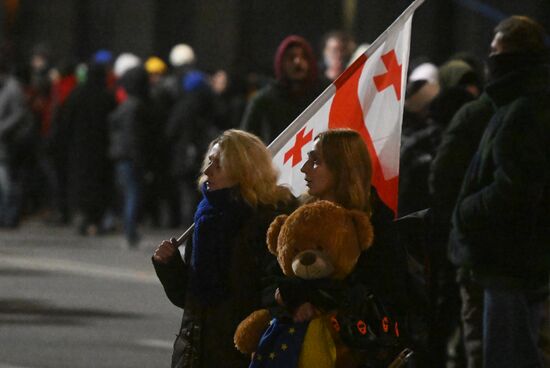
[2,0,550,75]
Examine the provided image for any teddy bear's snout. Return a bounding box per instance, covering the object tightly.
[292,250,334,280]
[299,252,317,266]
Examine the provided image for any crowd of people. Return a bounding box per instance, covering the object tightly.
[1,14,549,368]
[0,30,355,246]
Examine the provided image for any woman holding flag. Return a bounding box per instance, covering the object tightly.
[272,128,414,366]
[152,129,295,368]
[297,129,410,320]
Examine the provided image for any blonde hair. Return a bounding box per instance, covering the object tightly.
[315,129,372,214]
[198,129,292,208]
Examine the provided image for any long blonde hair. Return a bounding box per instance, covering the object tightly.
[315,129,372,214]
[198,129,292,208]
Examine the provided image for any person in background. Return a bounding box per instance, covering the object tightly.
[152,129,295,368]
[0,54,30,228]
[62,61,116,236]
[108,65,154,248]
[144,56,180,228]
[319,30,356,82]
[450,15,550,368]
[240,35,321,145]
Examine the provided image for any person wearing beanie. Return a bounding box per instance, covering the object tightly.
[449,16,550,368]
[108,66,156,247]
[169,44,195,69]
[240,35,322,144]
[163,43,197,103]
[145,56,167,76]
[113,52,141,79]
[93,49,113,65]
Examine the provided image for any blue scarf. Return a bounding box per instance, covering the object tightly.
[190,184,250,306]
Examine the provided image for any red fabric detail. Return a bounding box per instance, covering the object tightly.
[116,86,128,104]
[56,75,77,105]
[284,127,313,167]
[329,55,399,215]
[373,50,402,101]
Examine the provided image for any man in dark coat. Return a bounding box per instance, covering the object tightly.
[62,62,116,235]
[429,93,494,368]
[449,16,550,368]
[108,66,155,247]
[240,35,323,145]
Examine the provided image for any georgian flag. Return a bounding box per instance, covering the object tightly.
[268,0,424,215]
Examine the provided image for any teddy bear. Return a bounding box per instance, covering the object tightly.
[233,200,374,368]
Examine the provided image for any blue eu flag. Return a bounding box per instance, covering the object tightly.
[249,318,309,368]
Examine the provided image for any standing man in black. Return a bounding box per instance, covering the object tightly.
[449,16,550,368]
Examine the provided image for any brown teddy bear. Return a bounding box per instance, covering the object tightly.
[233,200,374,368]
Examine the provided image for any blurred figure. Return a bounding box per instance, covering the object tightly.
[319,30,355,82]
[450,16,550,368]
[143,56,180,228]
[240,35,321,144]
[0,54,31,227]
[92,49,115,90]
[113,52,141,104]
[210,69,247,130]
[402,61,439,141]
[62,61,116,236]
[166,70,219,227]
[399,58,480,217]
[108,66,154,247]
[41,58,78,224]
[165,43,196,103]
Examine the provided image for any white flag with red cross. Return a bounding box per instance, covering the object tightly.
[268,0,424,215]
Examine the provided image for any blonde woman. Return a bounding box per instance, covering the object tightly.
[153,129,294,368]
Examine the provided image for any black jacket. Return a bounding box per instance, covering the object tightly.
[429,93,495,247]
[449,60,550,290]
[153,201,294,368]
[240,81,321,145]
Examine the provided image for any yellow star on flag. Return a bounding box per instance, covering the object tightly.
[288,327,295,334]
[269,352,276,360]
[281,343,288,351]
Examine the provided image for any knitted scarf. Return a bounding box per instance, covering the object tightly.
[190,184,250,306]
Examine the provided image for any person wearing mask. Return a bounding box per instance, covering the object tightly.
[240,35,322,145]
[152,129,295,368]
[450,16,550,368]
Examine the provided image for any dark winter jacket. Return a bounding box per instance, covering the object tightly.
[429,93,494,247]
[398,87,475,216]
[108,67,155,166]
[62,64,116,212]
[153,188,294,368]
[449,56,550,291]
[240,81,321,145]
[165,84,218,178]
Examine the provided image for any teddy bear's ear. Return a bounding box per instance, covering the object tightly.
[267,215,288,255]
[349,210,374,251]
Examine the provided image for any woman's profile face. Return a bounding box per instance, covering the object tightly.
[203,143,236,191]
[300,138,336,200]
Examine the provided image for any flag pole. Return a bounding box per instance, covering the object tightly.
[173,0,426,247]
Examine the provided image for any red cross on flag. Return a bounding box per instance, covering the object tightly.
[268,0,424,215]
